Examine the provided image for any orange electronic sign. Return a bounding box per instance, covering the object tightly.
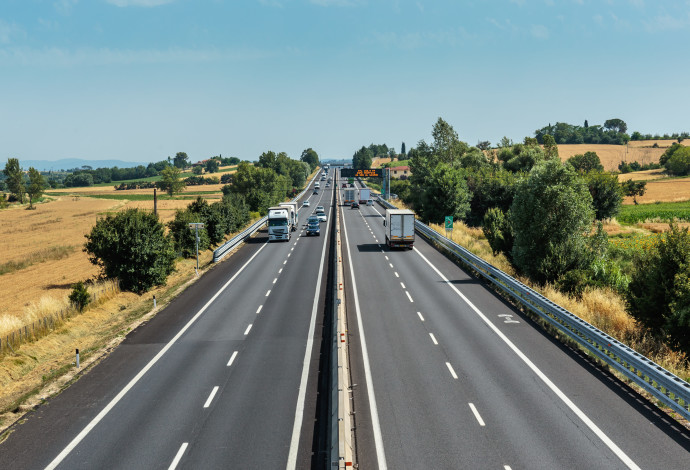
[340,168,384,178]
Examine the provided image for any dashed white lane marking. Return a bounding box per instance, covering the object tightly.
[446,362,458,379]
[291,247,294,251]
[504,466,512,470]
[265,290,271,297]
[417,311,425,322]
[389,263,393,268]
[288,253,291,258]
[400,282,406,289]
[203,386,220,408]
[394,272,399,278]
[469,403,486,426]
[413,247,641,470]
[405,291,414,303]
[168,443,188,470]
[244,324,253,335]
[385,256,389,260]
[227,351,238,367]
[429,333,438,345]
[256,305,263,314]
[273,278,277,284]
[279,268,283,274]
[283,260,287,265]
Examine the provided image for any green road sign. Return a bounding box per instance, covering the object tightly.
[445,216,453,230]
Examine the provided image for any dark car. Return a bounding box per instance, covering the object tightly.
[351,201,360,209]
[313,189,319,195]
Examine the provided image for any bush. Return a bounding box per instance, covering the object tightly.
[69,281,91,312]
[482,207,513,261]
[627,224,690,353]
[85,209,176,294]
[168,209,211,258]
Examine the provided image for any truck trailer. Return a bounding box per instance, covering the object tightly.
[268,206,291,242]
[383,209,415,249]
[343,188,356,205]
[358,188,370,204]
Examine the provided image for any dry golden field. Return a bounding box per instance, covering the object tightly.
[0,185,225,338]
[617,169,667,181]
[622,177,690,204]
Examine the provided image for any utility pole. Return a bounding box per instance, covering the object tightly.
[188,222,205,275]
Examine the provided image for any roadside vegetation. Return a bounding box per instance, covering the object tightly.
[371,117,690,380]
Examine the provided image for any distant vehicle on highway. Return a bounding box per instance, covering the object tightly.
[313,189,319,195]
[351,201,360,209]
[315,207,327,222]
[303,200,310,207]
[366,199,374,206]
[306,215,320,236]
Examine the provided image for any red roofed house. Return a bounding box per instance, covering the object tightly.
[389,166,410,179]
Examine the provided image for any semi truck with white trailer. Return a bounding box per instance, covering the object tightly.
[268,206,291,242]
[343,188,356,205]
[358,188,370,204]
[383,209,415,249]
[279,202,298,232]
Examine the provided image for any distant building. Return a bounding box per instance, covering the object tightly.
[389,166,410,179]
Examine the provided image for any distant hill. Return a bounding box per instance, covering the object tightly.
[1,158,149,172]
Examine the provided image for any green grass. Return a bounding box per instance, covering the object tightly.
[617,201,690,224]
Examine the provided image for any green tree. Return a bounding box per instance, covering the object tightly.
[510,160,595,284]
[84,209,176,294]
[168,208,211,257]
[542,134,559,161]
[159,165,186,196]
[586,171,623,220]
[431,117,467,163]
[401,142,406,157]
[567,151,604,173]
[3,158,25,203]
[627,224,690,353]
[26,167,46,209]
[205,159,220,173]
[483,207,513,261]
[476,140,491,151]
[352,146,374,169]
[173,152,190,169]
[620,180,646,204]
[300,148,320,172]
[417,163,471,223]
[192,165,203,175]
[664,146,690,176]
[604,118,628,134]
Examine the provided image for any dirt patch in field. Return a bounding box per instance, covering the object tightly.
[617,169,668,182]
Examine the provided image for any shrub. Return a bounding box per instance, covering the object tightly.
[482,207,513,261]
[85,209,176,294]
[68,281,91,312]
[627,224,690,353]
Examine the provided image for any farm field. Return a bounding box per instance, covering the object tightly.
[0,185,225,336]
[556,141,677,171]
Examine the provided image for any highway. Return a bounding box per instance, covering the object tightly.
[339,176,690,469]
[0,175,336,469]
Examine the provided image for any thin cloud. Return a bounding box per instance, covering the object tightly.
[310,0,359,6]
[0,46,274,67]
[106,0,175,6]
[644,13,690,32]
[530,24,549,39]
[0,20,24,45]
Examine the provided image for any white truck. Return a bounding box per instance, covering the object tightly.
[343,188,356,205]
[279,202,298,232]
[358,188,370,204]
[383,209,415,249]
[268,206,291,242]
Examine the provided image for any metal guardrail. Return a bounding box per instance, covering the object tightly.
[212,171,320,262]
[376,198,690,422]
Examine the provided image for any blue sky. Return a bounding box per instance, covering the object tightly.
[1,0,689,164]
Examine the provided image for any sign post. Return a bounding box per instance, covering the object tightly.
[188,222,205,275]
[444,216,453,239]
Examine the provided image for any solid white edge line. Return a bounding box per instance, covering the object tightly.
[227,351,238,367]
[429,333,438,345]
[413,247,641,470]
[286,198,333,470]
[417,311,425,322]
[256,305,263,314]
[446,362,458,379]
[168,442,188,470]
[340,192,388,470]
[204,386,219,408]
[405,291,414,303]
[468,403,486,426]
[244,324,252,335]
[44,242,269,470]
